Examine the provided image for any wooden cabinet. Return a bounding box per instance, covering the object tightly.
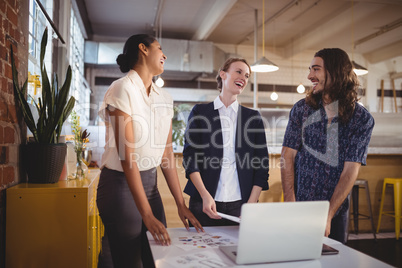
[6,169,103,268]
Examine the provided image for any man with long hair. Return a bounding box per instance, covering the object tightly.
[281,48,374,243]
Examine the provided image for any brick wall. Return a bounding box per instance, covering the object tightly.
[0,0,29,267]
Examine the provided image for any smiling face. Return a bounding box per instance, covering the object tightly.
[307,57,331,95]
[147,40,166,76]
[220,61,250,97]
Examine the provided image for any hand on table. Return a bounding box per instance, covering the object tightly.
[177,204,204,233]
[143,214,171,246]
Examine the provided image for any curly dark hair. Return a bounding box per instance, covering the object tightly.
[305,48,359,123]
[216,58,251,92]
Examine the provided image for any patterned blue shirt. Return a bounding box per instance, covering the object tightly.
[283,99,374,214]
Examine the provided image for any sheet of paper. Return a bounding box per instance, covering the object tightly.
[217,212,241,223]
[164,250,228,268]
[173,232,237,251]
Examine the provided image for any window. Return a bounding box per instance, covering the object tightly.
[28,0,53,105]
[70,7,90,125]
[27,0,90,126]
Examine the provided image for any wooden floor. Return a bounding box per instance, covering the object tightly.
[347,233,402,268]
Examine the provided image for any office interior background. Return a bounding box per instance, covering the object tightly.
[1,0,402,267]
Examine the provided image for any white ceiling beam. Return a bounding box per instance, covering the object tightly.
[282,2,351,59]
[237,0,300,45]
[364,40,402,63]
[283,2,376,59]
[192,0,237,41]
[355,18,402,47]
[355,0,402,5]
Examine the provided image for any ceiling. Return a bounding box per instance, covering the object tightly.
[76,0,402,63]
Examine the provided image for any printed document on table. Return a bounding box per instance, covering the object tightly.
[173,232,237,251]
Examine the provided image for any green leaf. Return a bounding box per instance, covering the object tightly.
[11,27,75,144]
[10,45,38,142]
[56,96,75,141]
[40,28,48,69]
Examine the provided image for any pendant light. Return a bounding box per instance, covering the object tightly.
[270,91,278,101]
[351,0,368,76]
[291,37,305,94]
[297,83,305,94]
[251,0,279,73]
[155,7,166,87]
[352,61,368,76]
[155,76,164,87]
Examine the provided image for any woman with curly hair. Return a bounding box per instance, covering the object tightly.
[281,48,374,244]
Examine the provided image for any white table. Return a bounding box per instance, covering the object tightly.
[147,226,394,268]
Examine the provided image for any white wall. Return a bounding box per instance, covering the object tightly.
[366,56,402,113]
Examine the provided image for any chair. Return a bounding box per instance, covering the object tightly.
[348,179,377,240]
[376,178,402,240]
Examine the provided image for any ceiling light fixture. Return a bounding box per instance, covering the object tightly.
[155,76,164,87]
[251,0,279,73]
[297,83,305,94]
[291,37,305,94]
[352,61,368,76]
[154,4,165,88]
[270,91,278,101]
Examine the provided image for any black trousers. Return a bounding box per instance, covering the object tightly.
[329,206,349,244]
[97,167,166,268]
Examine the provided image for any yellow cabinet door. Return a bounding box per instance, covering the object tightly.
[6,170,101,268]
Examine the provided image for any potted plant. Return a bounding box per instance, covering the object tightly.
[69,110,90,179]
[11,28,76,183]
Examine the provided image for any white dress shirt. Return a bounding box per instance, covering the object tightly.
[213,96,242,202]
[98,70,173,172]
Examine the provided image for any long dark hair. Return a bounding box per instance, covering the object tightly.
[116,34,156,73]
[216,58,251,92]
[305,48,359,123]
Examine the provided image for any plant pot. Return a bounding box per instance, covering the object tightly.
[22,143,67,183]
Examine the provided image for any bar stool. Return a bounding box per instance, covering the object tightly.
[348,179,377,240]
[376,178,402,240]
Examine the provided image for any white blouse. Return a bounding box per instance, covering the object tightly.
[213,96,242,202]
[98,70,173,172]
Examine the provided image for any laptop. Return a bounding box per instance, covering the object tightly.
[219,201,330,265]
